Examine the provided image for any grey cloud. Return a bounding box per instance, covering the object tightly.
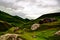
[0,0,24,10]
[16,0,36,3]
[57,0,60,6]
[37,0,59,8]
[0,2,13,8]
[0,0,35,10]
[0,0,14,8]
[16,0,23,2]
[12,5,24,10]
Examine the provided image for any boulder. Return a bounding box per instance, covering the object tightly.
[55,31,60,35]
[31,23,40,31]
[0,21,12,32]
[0,34,18,40]
[0,34,24,40]
[39,18,57,24]
[50,18,57,22]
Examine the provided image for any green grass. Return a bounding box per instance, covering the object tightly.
[21,28,59,40]
[6,26,59,40]
[5,18,60,40]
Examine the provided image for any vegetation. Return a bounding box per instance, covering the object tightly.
[0,10,30,27]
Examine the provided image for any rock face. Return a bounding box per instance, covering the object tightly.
[39,18,57,24]
[0,21,12,32]
[31,23,40,31]
[55,31,60,35]
[0,34,23,40]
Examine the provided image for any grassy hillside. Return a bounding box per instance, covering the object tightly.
[0,21,12,32]
[0,10,30,27]
[35,12,60,23]
[18,12,60,40]
[22,12,60,29]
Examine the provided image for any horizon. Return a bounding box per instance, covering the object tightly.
[0,10,60,20]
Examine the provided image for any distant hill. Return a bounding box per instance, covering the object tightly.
[38,12,60,18]
[0,10,30,27]
[34,12,60,23]
[13,16,30,23]
[23,12,60,28]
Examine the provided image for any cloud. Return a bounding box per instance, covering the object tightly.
[0,0,60,19]
[57,0,60,6]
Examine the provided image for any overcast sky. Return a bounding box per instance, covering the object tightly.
[0,0,60,19]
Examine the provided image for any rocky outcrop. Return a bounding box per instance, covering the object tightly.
[39,18,57,24]
[31,23,40,31]
[0,21,12,32]
[0,34,24,40]
[55,30,60,35]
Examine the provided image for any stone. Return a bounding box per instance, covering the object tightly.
[0,34,18,40]
[0,34,24,40]
[31,23,40,31]
[39,18,57,24]
[0,21,12,32]
[55,31,60,35]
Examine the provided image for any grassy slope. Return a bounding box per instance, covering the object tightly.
[34,12,60,23]
[0,10,30,27]
[20,19,60,40]
[23,12,60,28]
[6,12,60,40]
[7,25,59,40]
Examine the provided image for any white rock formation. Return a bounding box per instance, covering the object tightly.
[31,23,40,30]
[0,34,18,40]
[55,30,60,35]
